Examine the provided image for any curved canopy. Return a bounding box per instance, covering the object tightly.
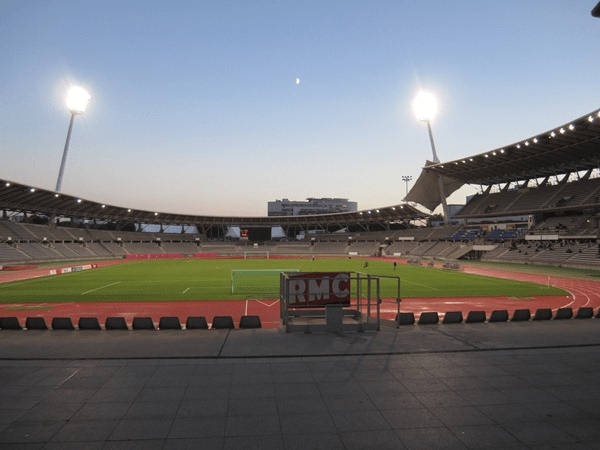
[0,179,427,230]
[406,108,600,211]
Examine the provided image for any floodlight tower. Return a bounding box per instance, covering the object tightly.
[55,87,91,192]
[412,90,449,224]
[401,175,412,197]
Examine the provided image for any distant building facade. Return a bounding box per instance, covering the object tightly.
[268,198,357,216]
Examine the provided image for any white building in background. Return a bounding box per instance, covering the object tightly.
[268,198,357,216]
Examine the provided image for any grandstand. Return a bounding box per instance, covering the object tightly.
[1,109,600,269]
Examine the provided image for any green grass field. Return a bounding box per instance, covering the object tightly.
[0,258,567,303]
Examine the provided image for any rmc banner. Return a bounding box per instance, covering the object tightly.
[286,272,351,307]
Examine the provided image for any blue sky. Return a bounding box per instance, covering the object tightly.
[1,0,598,216]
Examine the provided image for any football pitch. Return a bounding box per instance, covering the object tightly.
[0,258,567,304]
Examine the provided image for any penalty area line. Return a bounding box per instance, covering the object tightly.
[81,281,121,295]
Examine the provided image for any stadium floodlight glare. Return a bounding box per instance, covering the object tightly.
[413,90,437,123]
[412,90,448,223]
[413,91,440,163]
[66,87,91,115]
[55,87,91,192]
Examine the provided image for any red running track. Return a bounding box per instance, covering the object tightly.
[1,264,599,329]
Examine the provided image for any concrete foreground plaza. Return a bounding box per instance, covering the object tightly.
[1,320,600,449]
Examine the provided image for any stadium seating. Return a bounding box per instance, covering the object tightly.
[1,214,598,269]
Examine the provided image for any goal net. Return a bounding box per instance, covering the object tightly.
[442,259,461,270]
[231,269,300,295]
[422,257,435,267]
[244,251,270,259]
[407,255,421,265]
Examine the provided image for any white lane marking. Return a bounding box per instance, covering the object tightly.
[81,281,120,295]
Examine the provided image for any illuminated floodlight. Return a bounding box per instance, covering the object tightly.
[568,124,575,131]
[589,116,594,122]
[560,128,565,134]
[412,91,438,122]
[411,89,448,222]
[66,87,91,114]
[56,86,92,192]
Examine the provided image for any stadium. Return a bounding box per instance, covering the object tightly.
[1,106,599,329]
[1,2,600,448]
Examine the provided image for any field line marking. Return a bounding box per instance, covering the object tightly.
[255,300,279,307]
[81,281,120,295]
[402,279,439,290]
[183,288,190,294]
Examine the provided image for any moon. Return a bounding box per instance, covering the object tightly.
[295,78,300,85]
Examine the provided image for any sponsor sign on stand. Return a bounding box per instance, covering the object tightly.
[287,272,351,307]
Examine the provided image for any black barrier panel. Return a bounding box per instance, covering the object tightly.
[0,317,22,330]
[511,309,531,322]
[533,309,553,321]
[78,317,101,330]
[418,312,439,325]
[25,317,48,330]
[489,310,509,322]
[186,316,208,329]
[575,307,594,319]
[132,317,155,330]
[212,316,235,329]
[105,317,128,330]
[396,312,415,325]
[239,315,262,329]
[159,317,182,330]
[442,311,463,324]
[554,308,573,320]
[52,317,75,330]
[465,311,486,323]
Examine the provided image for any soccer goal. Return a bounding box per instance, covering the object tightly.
[243,251,270,259]
[422,257,435,267]
[407,255,421,265]
[231,269,299,295]
[442,259,461,270]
